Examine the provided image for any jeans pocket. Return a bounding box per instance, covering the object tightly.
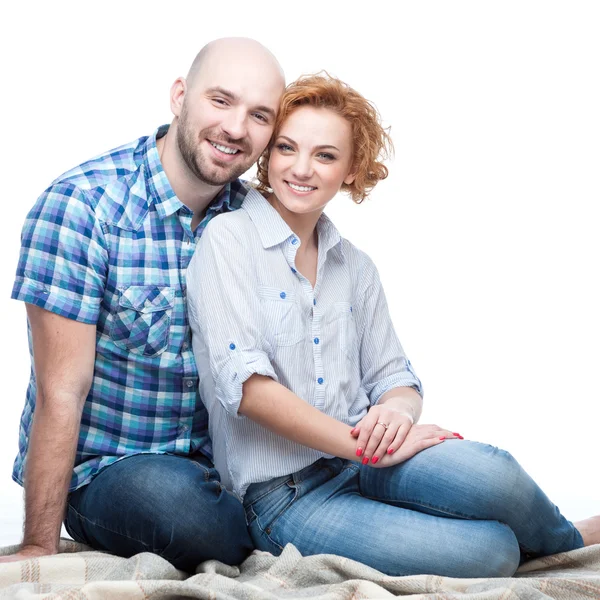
[110,285,174,357]
[246,478,298,542]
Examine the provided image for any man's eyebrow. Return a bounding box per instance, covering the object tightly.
[206,87,276,118]
[277,136,340,152]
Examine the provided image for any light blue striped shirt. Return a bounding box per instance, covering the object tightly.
[187,190,422,499]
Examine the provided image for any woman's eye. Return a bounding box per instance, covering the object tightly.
[276,143,294,152]
[317,153,335,161]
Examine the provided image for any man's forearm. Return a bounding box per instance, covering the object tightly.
[240,375,358,460]
[22,393,85,552]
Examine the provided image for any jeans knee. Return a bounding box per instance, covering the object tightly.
[470,523,521,578]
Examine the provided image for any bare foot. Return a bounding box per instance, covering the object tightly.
[574,515,600,546]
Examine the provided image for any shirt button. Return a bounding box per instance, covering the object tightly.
[280,292,286,299]
[313,298,316,306]
[186,380,194,388]
[314,338,319,344]
[229,343,236,350]
[291,267,297,274]
[317,377,324,384]
[291,238,298,245]
[182,341,189,350]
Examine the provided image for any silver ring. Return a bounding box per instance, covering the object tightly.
[376,422,389,430]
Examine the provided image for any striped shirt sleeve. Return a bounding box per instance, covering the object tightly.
[187,214,278,418]
[355,256,423,404]
[12,183,108,324]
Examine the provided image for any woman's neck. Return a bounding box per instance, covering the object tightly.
[266,193,321,254]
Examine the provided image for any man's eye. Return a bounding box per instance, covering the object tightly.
[213,98,228,106]
[253,113,268,123]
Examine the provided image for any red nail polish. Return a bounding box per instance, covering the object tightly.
[372,456,379,464]
[439,436,446,440]
[387,448,394,455]
[356,447,363,457]
[362,457,369,465]
[453,432,461,436]
[458,435,464,440]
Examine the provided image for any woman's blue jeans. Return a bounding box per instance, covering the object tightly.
[244,440,583,578]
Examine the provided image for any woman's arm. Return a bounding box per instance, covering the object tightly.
[240,374,358,460]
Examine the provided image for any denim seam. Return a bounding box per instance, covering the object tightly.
[245,477,293,508]
[67,503,154,553]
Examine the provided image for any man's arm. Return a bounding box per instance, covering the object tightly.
[0,305,96,563]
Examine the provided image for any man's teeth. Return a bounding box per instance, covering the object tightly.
[287,182,316,192]
[211,142,239,155]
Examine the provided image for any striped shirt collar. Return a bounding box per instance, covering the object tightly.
[242,188,345,259]
[146,124,234,221]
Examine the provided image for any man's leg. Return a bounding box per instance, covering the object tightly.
[359,440,584,559]
[65,453,253,572]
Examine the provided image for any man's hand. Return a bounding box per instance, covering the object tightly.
[0,545,54,563]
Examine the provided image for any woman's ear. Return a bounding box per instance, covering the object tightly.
[343,171,357,185]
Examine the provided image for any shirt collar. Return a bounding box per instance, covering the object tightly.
[242,188,345,258]
[145,124,235,220]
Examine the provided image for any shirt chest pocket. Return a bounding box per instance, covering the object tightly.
[258,286,304,347]
[110,285,175,357]
[332,301,357,361]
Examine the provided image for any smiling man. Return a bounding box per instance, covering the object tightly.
[3,38,285,571]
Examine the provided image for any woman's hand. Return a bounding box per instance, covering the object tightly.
[374,423,463,468]
[351,404,416,465]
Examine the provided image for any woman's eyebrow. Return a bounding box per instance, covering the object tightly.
[277,135,339,152]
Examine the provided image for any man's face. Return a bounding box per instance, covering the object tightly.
[176,58,283,186]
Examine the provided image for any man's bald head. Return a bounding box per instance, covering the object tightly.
[167,38,285,188]
[187,37,285,91]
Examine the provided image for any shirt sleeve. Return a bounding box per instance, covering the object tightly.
[187,214,278,418]
[11,182,108,324]
[354,256,423,404]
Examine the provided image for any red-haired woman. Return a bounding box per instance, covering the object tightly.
[187,74,598,577]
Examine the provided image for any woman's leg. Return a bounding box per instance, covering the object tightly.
[359,440,584,559]
[244,457,521,578]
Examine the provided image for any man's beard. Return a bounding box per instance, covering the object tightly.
[176,102,253,186]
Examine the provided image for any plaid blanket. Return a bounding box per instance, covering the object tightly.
[1,540,599,599]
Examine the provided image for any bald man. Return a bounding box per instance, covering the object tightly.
[4,38,285,570]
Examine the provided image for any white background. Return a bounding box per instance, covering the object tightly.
[1,1,598,547]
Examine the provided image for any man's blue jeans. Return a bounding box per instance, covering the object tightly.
[244,440,584,578]
[65,453,253,572]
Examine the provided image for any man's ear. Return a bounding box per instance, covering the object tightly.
[170,77,187,117]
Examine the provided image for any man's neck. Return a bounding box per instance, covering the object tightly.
[156,124,224,224]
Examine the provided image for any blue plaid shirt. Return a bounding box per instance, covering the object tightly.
[11,125,250,491]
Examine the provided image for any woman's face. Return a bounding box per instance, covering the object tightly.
[267,106,356,216]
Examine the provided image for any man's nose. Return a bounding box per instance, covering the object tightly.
[221,108,248,141]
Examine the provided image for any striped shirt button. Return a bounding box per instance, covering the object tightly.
[280,292,286,299]
[229,343,236,350]
[317,377,324,384]
[291,237,298,245]
[313,298,316,306]
[291,267,297,274]
[314,338,319,344]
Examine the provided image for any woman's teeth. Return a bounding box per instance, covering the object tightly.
[287,182,316,192]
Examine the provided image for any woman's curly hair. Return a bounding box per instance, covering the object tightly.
[256,73,393,204]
